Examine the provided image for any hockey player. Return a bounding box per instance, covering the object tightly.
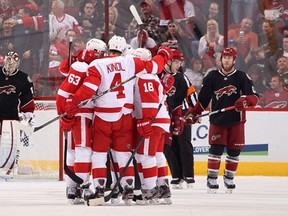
[64,35,172,205]
[184,47,259,193]
[159,49,198,189]
[133,48,173,204]
[56,38,107,203]
[0,52,35,176]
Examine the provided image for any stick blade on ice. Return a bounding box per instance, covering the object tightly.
[86,197,105,206]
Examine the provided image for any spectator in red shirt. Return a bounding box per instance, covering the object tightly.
[259,75,288,108]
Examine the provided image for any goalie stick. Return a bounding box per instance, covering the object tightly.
[129,5,144,47]
[33,70,147,133]
[86,94,167,206]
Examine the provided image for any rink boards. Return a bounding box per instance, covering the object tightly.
[192,108,288,176]
[18,105,288,177]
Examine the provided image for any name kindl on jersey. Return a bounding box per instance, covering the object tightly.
[107,62,125,73]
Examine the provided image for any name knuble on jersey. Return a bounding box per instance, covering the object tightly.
[0,85,16,95]
[214,85,237,100]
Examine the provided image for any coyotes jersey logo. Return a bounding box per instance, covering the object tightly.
[0,85,16,95]
[214,85,237,100]
[264,101,288,108]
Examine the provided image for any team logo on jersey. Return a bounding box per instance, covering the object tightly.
[264,101,288,108]
[0,85,16,95]
[214,85,237,100]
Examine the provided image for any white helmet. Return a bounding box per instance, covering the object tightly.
[133,48,152,61]
[123,44,135,56]
[86,38,107,52]
[3,52,20,76]
[108,35,126,53]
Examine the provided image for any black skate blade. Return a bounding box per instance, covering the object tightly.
[86,197,105,206]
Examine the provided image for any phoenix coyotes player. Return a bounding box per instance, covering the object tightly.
[185,47,259,193]
[0,52,35,176]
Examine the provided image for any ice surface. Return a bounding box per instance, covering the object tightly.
[0,176,287,216]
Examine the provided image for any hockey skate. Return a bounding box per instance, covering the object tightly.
[132,189,148,205]
[207,177,219,194]
[122,179,134,206]
[84,179,105,204]
[142,186,159,200]
[66,186,84,205]
[81,183,94,201]
[157,182,172,205]
[110,187,121,205]
[223,175,236,194]
[170,178,184,189]
[183,177,195,189]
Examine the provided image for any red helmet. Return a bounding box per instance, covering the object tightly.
[171,49,184,61]
[221,47,237,60]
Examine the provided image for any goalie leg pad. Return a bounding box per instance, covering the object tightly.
[0,121,20,177]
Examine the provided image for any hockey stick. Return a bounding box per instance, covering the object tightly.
[196,106,235,118]
[184,106,235,123]
[129,5,144,48]
[33,70,147,133]
[67,36,73,71]
[107,148,123,194]
[63,131,83,184]
[86,94,167,206]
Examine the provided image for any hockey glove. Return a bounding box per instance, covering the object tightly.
[157,46,172,62]
[65,95,80,118]
[161,73,175,96]
[19,112,35,127]
[60,116,75,131]
[77,49,99,64]
[234,95,258,112]
[170,106,184,136]
[184,102,205,125]
[170,116,184,136]
[137,118,153,138]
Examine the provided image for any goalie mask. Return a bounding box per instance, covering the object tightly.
[3,52,20,76]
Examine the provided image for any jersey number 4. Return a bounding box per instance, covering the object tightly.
[110,73,125,99]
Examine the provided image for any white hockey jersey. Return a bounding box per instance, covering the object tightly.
[73,54,166,122]
[56,61,94,119]
[134,73,170,132]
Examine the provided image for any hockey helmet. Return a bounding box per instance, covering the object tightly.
[123,44,135,56]
[171,49,184,61]
[134,48,152,61]
[3,52,20,76]
[108,35,127,53]
[221,47,237,60]
[86,38,107,52]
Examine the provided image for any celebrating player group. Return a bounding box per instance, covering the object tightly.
[0,20,259,205]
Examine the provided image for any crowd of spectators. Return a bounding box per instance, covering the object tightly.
[0,0,287,107]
